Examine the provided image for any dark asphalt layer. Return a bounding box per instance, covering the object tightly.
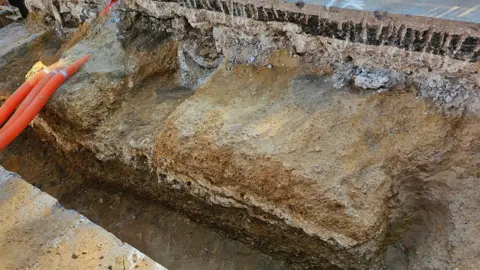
[287,0,480,24]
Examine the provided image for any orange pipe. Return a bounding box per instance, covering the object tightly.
[100,0,117,15]
[0,55,91,150]
[62,55,91,77]
[0,61,63,126]
[2,71,57,130]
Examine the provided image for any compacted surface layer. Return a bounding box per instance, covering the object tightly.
[0,166,165,270]
[2,0,480,268]
[287,0,480,24]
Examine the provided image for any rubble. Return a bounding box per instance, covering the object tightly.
[354,69,392,90]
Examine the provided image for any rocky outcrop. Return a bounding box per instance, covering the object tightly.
[3,0,480,268]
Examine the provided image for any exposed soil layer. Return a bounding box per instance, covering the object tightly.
[3,1,480,268]
[0,28,61,92]
[0,128,295,270]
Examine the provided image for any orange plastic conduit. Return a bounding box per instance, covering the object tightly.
[0,61,63,126]
[2,71,57,130]
[100,0,117,15]
[0,55,91,150]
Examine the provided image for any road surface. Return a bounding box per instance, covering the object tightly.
[288,0,480,24]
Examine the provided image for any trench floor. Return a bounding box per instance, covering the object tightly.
[0,128,295,270]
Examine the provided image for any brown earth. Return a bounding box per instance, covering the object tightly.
[2,3,480,269]
[0,128,295,270]
[0,29,60,94]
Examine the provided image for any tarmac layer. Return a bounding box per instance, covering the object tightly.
[155,0,480,62]
[288,0,480,24]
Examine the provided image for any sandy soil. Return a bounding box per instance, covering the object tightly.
[0,128,295,270]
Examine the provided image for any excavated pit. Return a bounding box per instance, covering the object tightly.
[2,0,480,269]
[0,128,294,270]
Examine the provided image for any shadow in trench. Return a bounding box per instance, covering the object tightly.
[0,128,296,270]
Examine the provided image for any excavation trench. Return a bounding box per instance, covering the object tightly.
[2,2,480,268]
[0,127,295,270]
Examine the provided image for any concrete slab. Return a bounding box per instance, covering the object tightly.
[0,166,166,270]
[287,0,480,24]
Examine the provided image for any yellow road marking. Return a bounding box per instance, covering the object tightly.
[422,6,442,16]
[451,8,467,17]
[459,4,479,17]
[435,6,460,18]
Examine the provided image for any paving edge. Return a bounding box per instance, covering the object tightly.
[0,166,167,270]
